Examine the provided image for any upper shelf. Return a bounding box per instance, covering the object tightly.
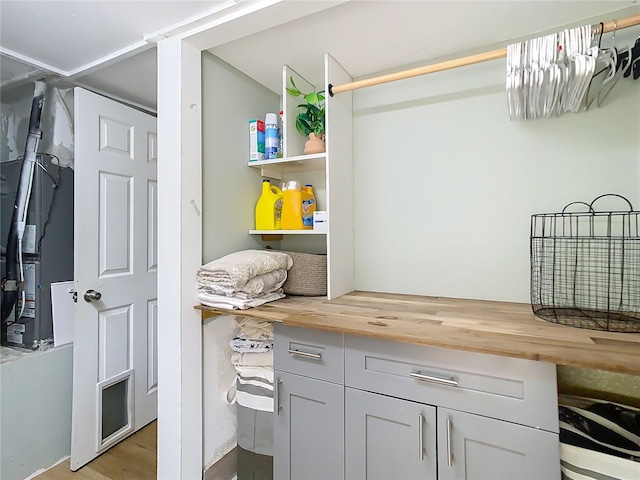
[248,153,326,174]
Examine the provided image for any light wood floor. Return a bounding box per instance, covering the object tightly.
[35,421,157,480]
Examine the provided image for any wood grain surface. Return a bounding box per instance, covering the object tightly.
[34,421,156,480]
[196,291,640,375]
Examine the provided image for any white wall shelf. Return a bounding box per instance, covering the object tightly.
[249,229,326,235]
[248,153,326,175]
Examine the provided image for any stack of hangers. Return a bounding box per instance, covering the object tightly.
[506,22,640,121]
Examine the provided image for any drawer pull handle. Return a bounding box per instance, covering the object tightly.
[418,413,424,460]
[275,378,282,415]
[287,349,322,360]
[410,371,458,387]
[446,417,453,467]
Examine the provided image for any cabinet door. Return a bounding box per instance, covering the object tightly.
[438,408,560,480]
[346,388,437,480]
[274,371,344,480]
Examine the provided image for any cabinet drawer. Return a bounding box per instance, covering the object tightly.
[345,335,558,433]
[274,323,344,384]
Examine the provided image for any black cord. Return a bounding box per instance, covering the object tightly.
[35,153,63,255]
[3,152,67,255]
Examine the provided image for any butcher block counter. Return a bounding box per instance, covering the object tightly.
[194,291,640,375]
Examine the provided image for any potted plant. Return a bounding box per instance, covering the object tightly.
[286,76,326,154]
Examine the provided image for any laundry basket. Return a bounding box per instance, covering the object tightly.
[558,395,640,480]
[530,194,640,332]
[281,251,327,296]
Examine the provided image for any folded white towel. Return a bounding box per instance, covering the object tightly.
[198,269,287,296]
[231,351,273,367]
[198,290,284,310]
[230,337,273,353]
[235,317,273,339]
[198,250,292,290]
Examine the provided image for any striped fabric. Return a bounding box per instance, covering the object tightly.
[235,366,274,413]
[559,397,640,480]
[561,444,640,480]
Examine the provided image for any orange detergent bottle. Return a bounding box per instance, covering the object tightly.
[281,180,303,230]
[255,180,283,230]
[301,184,316,229]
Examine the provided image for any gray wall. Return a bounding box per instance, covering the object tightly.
[353,54,640,303]
[1,345,73,480]
[200,51,280,468]
[352,44,640,402]
[201,51,280,264]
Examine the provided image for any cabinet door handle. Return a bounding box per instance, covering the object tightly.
[418,414,424,460]
[287,349,322,360]
[446,417,453,467]
[410,371,458,387]
[275,378,282,415]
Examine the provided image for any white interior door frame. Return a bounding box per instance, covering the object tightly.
[156,2,350,478]
[157,37,203,480]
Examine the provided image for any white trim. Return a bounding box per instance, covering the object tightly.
[70,80,157,116]
[181,0,347,50]
[96,369,135,452]
[156,2,348,477]
[65,43,154,79]
[23,456,70,480]
[157,36,203,480]
[143,0,240,43]
[0,47,66,76]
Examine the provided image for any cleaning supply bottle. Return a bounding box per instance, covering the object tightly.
[265,113,278,160]
[255,179,283,230]
[301,184,316,229]
[281,180,303,230]
[277,110,284,158]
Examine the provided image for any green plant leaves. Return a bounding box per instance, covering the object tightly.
[296,117,311,137]
[305,92,320,105]
[287,75,325,138]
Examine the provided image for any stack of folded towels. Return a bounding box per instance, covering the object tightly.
[230,317,274,414]
[197,249,293,310]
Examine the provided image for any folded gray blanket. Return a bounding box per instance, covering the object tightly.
[198,268,287,296]
[198,250,293,290]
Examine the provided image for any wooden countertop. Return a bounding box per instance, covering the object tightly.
[195,291,640,375]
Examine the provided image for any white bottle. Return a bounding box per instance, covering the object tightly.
[265,113,278,160]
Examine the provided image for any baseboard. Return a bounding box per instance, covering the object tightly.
[23,455,70,480]
[204,446,237,480]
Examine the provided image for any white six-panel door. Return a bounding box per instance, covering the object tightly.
[71,88,157,470]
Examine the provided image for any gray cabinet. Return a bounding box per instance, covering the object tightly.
[273,371,344,480]
[346,388,437,480]
[273,325,560,480]
[437,408,560,480]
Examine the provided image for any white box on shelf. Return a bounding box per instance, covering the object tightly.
[249,119,265,162]
[313,211,328,233]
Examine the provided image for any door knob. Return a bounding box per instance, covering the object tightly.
[83,289,102,302]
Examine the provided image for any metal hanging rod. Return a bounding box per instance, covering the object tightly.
[328,14,640,96]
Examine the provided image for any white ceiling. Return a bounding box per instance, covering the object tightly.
[210,0,640,93]
[0,0,226,73]
[1,1,639,111]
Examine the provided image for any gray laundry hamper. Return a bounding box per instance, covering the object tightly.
[237,404,273,456]
[234,367,274,455]
[230,366,274,479]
